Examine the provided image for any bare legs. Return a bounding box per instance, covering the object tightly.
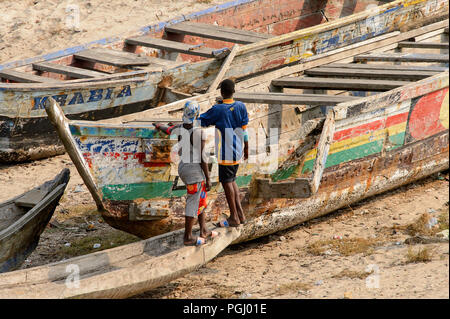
[222,181,246,226]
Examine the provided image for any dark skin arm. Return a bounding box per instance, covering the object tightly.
[200,137,211,191]
[244,140,249,160]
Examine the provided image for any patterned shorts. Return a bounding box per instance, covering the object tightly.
[185,181,208,218]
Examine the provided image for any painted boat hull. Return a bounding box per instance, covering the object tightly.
[1,0,447,163]
[0,169,70,273]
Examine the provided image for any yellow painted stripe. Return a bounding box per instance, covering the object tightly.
[304,122,406,161]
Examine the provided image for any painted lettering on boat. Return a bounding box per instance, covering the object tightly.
[32,85,132,109]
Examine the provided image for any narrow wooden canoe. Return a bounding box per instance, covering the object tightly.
[0,169,70,273]
[1,0,447,163]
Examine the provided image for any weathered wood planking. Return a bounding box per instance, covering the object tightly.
[325,63,448,72]
[207,45,239,93]
[0,69,61,83]
[272,77,409,91]
[398,42,449,50]
[125,37,218,58]
[255,178,312,198]
[74,48,151,67]
[233,92,359,105]
[33,62,107,79]
[305,67,439,80]
[354,53,449,63]
[165,22,271,44]
[310,110,335,194]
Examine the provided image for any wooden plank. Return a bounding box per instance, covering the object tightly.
[126,37,218,58]
[234,92,358,105]
[305,67,437,81]
[14,190,47,208]
[165,22,271,44]
[207,45,239,93]
[0,69,61,83]
[33,62,106,79]
[272,77,409,91]
[310,110,335,194]
[324,63,448,72]
[74,48,151,67]
[398,42,449,50]
[255,178,312,199]
[354,53,449,63]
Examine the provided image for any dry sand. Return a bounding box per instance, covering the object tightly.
[0,0,449,299]
[0,0,230,63]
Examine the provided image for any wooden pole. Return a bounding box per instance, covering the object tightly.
[207,44,240,93]
[45,97,105,211]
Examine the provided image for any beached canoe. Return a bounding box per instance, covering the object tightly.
[0,169,70,273]
[45,12,449,240]
[1,0,446,163]
[0,19,447,300]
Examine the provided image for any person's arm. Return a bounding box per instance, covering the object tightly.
[241,104,249,160]
[199,130,211,191]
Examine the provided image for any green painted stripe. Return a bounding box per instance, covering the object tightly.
[101,175,254,201]
[101,182,174,200]
[301,131,406,173]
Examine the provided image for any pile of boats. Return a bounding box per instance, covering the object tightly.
[0,0,448,298]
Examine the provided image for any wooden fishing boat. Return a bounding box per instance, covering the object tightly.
[0,18,448,300]
[0,169,70,273]
[0,0,444,163]
[44,8,449,240]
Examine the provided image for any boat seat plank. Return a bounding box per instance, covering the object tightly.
[0,69,61,83]
[165,22,271,44]
[354,53,449,63]
[305,67,438,81]
[398,42,449,49]
[33,62,107,79]
[234,92,359,106]
[74,48,151,67]
[324,63,448,72]
[126,37,218,58]
[14,190,47,208]
[272,77,410,91]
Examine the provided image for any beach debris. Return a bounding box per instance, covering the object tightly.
[73,185,84,193]
[86,223,96,231]
[93,243,101,249]
[333,235,343,240]
[64,242,71,247]
[426,217,438,229]
[315,280,323,286]
[436,229,449,240]
[239,292,252,299]
[279,236,286,242]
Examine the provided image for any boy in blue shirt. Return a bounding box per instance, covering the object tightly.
[199,79,249,227]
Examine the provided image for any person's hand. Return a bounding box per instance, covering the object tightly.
[205,179,212,191]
